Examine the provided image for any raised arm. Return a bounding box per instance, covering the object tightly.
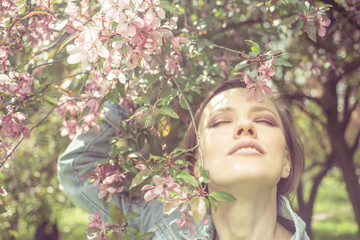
[57,101,126,221]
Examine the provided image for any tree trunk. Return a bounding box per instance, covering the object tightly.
[337,152,360,238]
[297,155,333,239]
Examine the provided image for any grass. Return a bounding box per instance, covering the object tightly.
[311,172,359,240]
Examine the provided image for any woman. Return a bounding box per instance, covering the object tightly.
[58,79,309,240]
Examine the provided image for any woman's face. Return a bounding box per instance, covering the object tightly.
[197,88,290,188]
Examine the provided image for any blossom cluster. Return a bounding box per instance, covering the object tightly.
[235,54,275,102]
[59,0,186,139]
[299,10,331,40]
[0,72,33,159]
[0,1,56,70]
[86,212,108,240]
[56,71,117,139]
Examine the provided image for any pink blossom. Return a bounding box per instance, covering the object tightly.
[101,0,130,23]
[97,183,124,202]
[86,212,107,240]
[65,2,80,20]
[59,119,80,139]
[142,175,180,202]
[235,73,273,102]
[317,14,331,37]
[0,141,12,160]
[66,22,109,69]
[170,216,196,239]
[204,216,209,225]
[0,47,8,69]
[0,186,7,197]
[165,55,180,77]
[36,0,50,10]
[143,8,161,29]
[116,10,144,38]
[171,36,188,53]
[258,56,275,80]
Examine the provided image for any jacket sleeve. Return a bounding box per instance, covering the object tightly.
[57,101,127,221]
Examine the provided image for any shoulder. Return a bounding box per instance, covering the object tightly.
[134,199,215,240]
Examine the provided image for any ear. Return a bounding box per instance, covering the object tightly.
[281,150,291,179]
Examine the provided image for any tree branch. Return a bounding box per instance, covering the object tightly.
[351,130,360,156]
[31,59,65,71]
[190,41,239,54]
[202,19,263,38]
[0,104,59,168]
[170,77,204,167]
[317,0,360,31]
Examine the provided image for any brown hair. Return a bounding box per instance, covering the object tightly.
[183,79,304,196]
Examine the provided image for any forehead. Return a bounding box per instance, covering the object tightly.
[200,88,280,120]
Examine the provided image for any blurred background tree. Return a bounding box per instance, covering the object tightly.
[1,0,359,239]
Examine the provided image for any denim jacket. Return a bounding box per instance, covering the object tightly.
[58,101,309,240]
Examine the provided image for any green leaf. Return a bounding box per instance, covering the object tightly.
[293,19,304,34]
[303,20,317,42]
[179,97,189,110]
[208,195,218,212]
[281,16,298,25]
[45,96,58,106]
[48,19,68,31]
[234,60,248,71]
[163,200,181,215]
[57,32,80,53]
[246,40,261,54]
[170,147,187,158]
[321,4,333,9]
[144,114,153,128]
[116,82,126,99]
[273,58,292,67]
[190,197,206,224]
[96,158,110,164]
[142,232,155,240]
[126,225,139,235]
[130,169,153,189]
[160,1,175,12]
[134,97,149,105]
[157,107,179,119]
[125,211,140,222]
[111,231,126,240]
[110,203,126,225]
[209,191,237,202]
[198,175,211,184]
[177,169,199,187]
[169,167,177,179]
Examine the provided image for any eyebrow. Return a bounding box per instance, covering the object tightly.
[209,106,277,116]
[249,106,278,117]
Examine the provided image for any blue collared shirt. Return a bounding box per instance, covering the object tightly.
[58,101,309,240]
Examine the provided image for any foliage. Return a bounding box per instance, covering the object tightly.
[1,0,359,239]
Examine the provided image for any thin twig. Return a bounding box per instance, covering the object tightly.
[170,77,204,168]
[190,41,239,54]
[0,72,86,112]
[31,59,65,71]
[39,72,87,93]
[13,34,67,71]
[0,104,58,168]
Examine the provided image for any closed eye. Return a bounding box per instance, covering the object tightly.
[255,118,278,127]
[209,120,232,128]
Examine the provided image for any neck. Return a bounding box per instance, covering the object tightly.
[210,185,286,240]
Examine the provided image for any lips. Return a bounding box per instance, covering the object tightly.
[227,141,265,155]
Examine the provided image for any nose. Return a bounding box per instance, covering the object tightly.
[233,120,257,139]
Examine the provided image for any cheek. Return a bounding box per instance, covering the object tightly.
[200,128,231,157]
